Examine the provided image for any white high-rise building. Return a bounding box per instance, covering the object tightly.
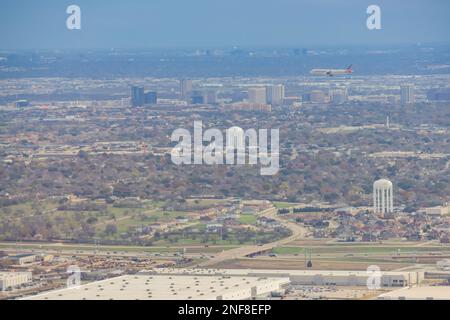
[203,89,218,104]
[400,84,415,105]
[180,79,193,100]
[309,90,329,103]
[373,179,394,215]
[330,88,348,104]
[266,85,285,105]
[248,87,267,104]
[0,272,32,291]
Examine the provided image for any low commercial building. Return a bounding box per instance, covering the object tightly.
[151,268,423,288]
[0,272,32,291]
[226,102,272,113]
[284,270,421,287]
[36,254,54,262]
[9,254,36,265]
[422,206,449,216]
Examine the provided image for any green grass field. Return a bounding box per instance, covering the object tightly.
[272,246,304,254]
[272,201,300,209]
[238,215,258,225]
[272,245,450,255]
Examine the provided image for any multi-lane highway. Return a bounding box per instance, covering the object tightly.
[199,206,308,267]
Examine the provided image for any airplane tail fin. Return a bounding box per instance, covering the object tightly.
[346,65,353,72]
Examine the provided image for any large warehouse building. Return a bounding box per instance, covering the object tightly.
[0,272,32,291]
[23,274,290,300]
[149,268,423,288]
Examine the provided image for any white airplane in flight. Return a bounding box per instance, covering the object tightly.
[310,65,353,77]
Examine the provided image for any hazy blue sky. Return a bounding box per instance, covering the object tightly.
[0,0,449,49]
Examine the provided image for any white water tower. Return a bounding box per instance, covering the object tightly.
[373,179,394,215]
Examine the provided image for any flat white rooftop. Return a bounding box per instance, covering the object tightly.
[23,275,289,300]
[378,286,450,300]
[0,272,31,279]
[149,268,418,277]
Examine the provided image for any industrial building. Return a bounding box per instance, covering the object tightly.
[0,272,32,291]
[8,253,36,265]
[149,268,423,288]
[23,275,289,300]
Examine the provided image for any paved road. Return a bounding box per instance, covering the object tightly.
[199,206,308,267]
[0,205,308,266]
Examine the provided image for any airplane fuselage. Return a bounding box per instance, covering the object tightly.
[310,68,353,77]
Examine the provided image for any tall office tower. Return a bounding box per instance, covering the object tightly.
[330,89,347,104]
[266,85,285,105]
[309,90,329,103]
[248,87,267,104]
[373,179,394,216]
[131,86,145,107]
[190,90,204,104]
[342,87,348,101]
[400,84,415,106]
[144,91,157,105]
[203,89,218,104]
[180,79,193,100]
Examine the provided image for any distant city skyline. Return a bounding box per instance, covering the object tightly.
[0,0,449,50]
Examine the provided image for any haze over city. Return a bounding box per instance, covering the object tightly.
[1,0,450,49]
[0,0,449,308]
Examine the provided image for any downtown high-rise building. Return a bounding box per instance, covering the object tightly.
[400,84,415,106]
[203,89,218,104]
[180,79,193,100]
[248,87,267,104]
[266,85,285,105]
[131,86,145,107]
[308,90,329,103]
[144,91,157,105]
[330,88,348,104]
[190,90,204,105]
